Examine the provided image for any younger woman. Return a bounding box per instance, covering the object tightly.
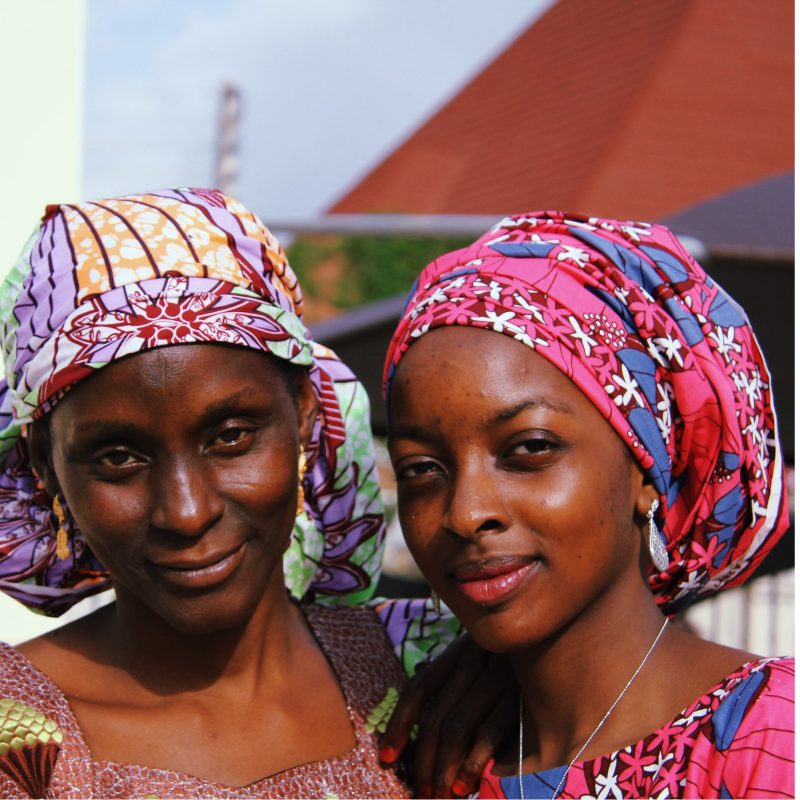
[385,213,793,798]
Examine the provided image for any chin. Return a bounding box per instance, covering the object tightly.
[446,594,565,654]
[157,596,260,636]
[137,578,268,636]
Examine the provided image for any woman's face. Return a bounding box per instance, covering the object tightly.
[389,326,654,652]
[31,344,317,635]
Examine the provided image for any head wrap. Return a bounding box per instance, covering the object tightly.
[385,212,788,613]
[0,188,384,616]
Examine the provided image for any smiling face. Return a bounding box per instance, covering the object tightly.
[389,326,656,653]
[29,344,317,636]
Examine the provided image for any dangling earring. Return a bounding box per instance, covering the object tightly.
[52,494,70,561]
[429,590,441,614]
[296,446,307,517]
[647,499,669,572]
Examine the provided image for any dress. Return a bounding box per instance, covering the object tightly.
[480,657,794,799]
[0,605,411,799]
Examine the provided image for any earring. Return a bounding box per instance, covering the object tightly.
[429,590,441,614]
[52,495,70,561]
[296,446,307,517]
[647,499,669,572]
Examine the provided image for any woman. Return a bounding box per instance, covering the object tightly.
[0,188,464,798]
[384,212,793,799]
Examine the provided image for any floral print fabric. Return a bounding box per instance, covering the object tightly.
[480,657,794,799]
[0,189,385,615]
[384,212,789,612]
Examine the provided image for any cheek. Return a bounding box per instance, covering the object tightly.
[59,479,151,583]
[396,489,445,565]
[525,453,636,575]
[222,439,300,536]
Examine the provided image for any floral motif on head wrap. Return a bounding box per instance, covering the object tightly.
[0,188,384,615]
[384,212,788,613]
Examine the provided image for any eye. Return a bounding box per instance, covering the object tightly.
[394,458,443,482]
[216,428,245,444]
[507,438,553,457]
[211,425,254,448]
[96,449,140,468]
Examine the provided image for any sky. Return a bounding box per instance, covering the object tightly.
[83,0,551,222]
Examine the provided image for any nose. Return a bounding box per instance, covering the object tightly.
[442,460,510,540]
[150,456,224,537]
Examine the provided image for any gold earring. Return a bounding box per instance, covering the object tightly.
[296,446,307,517]
[52,495,70,561]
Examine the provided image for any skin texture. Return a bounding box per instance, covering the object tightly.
[388,326,754,787]
[19,344,360,787]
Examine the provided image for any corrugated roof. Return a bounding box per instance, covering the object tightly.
[330,0,793,221]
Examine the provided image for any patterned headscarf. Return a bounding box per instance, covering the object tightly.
[0,188,384,616]
[384,212,788,613]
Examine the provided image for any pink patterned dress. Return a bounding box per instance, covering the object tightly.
[480,657,794,799]
[0,605,411,799]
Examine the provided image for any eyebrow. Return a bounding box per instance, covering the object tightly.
[487,398,575,427]
[197,387,267,423]
[68,387,269,445]
[388,397,574,443]
[388,425,438,445]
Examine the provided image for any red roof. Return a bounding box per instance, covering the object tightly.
[330,0,793,220]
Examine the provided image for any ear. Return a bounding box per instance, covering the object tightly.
[635,482,659,519]
[295,374,319,450]
[27,420,62,499]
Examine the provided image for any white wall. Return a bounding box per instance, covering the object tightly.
[0,0,85,279]
[685,569,794,657]
[0,0,86,642]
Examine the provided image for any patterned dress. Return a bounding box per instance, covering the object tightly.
[0,605,412,799]
[480,657,794,799]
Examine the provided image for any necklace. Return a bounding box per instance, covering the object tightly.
[518,618,669,800]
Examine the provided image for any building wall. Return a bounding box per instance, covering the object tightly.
[0,0,86,644]
[0,0,85,279]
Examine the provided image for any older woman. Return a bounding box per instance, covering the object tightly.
[0,188,467,798]
[385,213,792,799]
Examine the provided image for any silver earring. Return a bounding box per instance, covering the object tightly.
[430,590,441,614]
[647,499,669,572]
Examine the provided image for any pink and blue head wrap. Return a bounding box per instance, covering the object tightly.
[384,212,788,613]
[0,188,385,615]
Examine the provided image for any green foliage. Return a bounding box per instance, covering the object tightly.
[340,235,472,306]
[286,234,472,308]
[284,237,338,298]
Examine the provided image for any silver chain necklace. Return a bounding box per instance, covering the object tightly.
[518,618,669,800]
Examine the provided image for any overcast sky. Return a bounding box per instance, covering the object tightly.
[84,1,551,221]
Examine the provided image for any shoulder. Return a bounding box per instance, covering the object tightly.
[303,604,403,672]
[0,641,93,797]
[0,641,66,714]
[303,604,407,693]
[303,602,398,651]
[713,656,794,740]
[687,657,794,799]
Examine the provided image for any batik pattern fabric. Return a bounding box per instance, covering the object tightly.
[384,212,788,613]
[480,657,794,799]
[370,597,464,676]
[0,189,385,615]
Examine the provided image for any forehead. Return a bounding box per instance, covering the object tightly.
[50,344,289,429]
[391,326,581,408]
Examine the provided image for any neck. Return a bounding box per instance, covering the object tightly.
[510,575,667,771]
[107,571,303,697]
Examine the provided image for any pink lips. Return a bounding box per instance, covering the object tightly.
[150,542,247,590]
[452,557,538,606]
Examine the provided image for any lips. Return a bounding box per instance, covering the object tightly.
[149,542,247,590]
[451,556,538,606]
